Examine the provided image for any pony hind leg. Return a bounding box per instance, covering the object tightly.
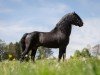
[20,33,29,60]
[20,44,32,62]
[20,36,32,62]
[31,47,37,62]
[20,42,26,61]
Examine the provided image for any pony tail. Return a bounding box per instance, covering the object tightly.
[20,33,28,52]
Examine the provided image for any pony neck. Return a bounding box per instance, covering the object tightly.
[58,22,72,36]
[51,14,74,36]
[52,17,72,36]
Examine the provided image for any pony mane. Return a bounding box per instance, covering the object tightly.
[51,12,73,31]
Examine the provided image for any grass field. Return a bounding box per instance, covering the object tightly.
[0,58,100,75]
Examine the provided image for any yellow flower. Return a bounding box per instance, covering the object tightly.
[8,54,12,58]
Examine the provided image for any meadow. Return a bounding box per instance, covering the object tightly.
[0,58,100,75]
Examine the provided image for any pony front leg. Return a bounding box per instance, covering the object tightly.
[63,52,66,61]
[58,47,66,62]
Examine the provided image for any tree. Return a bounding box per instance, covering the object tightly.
[73,48,91,58]
[37,46,53,59]
[81,48,91,57]
[0,39,22,60]
[0,39,6,50]
[8,42,15,51]
[74,50,81,57]
[14,42,21,60]
[91,44,100,57]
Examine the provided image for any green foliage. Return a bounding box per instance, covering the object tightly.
[0,39,6,50]
[8,42,15,51]
[73,48,91,58]
[74,50,81,57]
[14,42,21,60]
[0,39,21,60]
[81,48,91,57]
[0,58,100,75]
[37,46,53,59]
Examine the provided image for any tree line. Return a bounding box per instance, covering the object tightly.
[0,38,99,61]
[0,39,53,61]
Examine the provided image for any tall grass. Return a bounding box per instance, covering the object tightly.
[0,58,100,75]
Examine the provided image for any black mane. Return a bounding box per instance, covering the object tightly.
[51,13,74,33]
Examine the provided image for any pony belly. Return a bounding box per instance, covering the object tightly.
[40,42,59,48]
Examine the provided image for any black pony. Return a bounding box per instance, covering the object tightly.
[20,12,83,62]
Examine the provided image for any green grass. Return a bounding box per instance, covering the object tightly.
[0,58,100,75]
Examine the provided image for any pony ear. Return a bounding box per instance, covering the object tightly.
[73,11,76,14]
[72,12,75,15]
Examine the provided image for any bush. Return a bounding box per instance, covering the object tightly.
[73,48,91,58]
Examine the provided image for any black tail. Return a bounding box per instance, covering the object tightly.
[20,33,28,52]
